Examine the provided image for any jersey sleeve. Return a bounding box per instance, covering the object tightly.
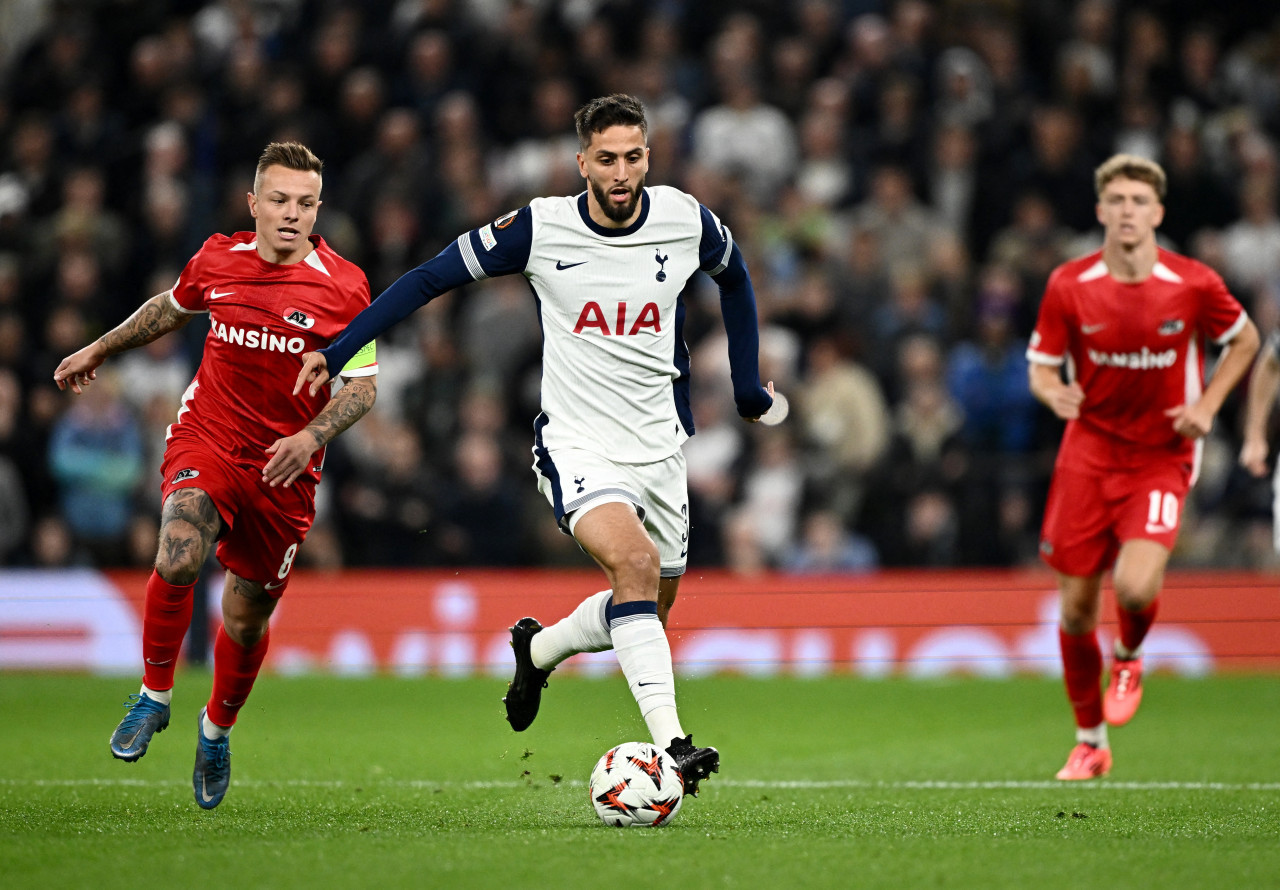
[457,206,533,280]
[1027,268,1071,366]
[698,204,735,274]
[319,212,530,372]
[168,244,212,314]
[708,239,773,418]
[1198,266,1249,345]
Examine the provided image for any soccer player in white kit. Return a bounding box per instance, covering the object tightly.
[1239,328,1280,546]
[295,95,773,795]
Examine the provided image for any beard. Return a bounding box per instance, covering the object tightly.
[590,174,646,223]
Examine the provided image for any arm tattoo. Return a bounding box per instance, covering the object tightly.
[303,376,377,448]
[99,292,192,356]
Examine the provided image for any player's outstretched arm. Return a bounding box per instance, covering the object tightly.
[54,291,192,393]
[264,374,377,487]
[1240,340,1280,477]
[710,243,773,419]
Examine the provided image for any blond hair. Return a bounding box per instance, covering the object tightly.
[1094,153,1166,200]
[253,142,323,194]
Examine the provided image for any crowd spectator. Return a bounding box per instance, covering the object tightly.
[3,0,1279,570]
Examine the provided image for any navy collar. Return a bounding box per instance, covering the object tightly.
[577,189,650,237]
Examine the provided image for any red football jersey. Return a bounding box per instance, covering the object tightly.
[167,232,375,483]
[1027,248,1247,472]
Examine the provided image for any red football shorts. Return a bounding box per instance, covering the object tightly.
[1039,460,1191,578]
[159,435,315,595]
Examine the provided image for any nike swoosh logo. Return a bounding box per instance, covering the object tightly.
[555,261,587,270]
[1081,323,1106,334]
[264,579,286,591]
[145,658,173,665]
[209,289,235,299]
[637,681,663,687]
[200,777,217,803]
[221,699,244,708]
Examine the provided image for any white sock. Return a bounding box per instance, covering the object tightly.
[1076,723,1109,749]
[1114,640,1141,660]
[530,590,614,670]
[141,684,171,706]
[610,608,684,748]
[202,711,232,740]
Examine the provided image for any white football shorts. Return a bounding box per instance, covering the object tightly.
[533,446,689,578]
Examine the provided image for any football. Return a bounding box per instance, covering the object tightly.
[588,741,684,827]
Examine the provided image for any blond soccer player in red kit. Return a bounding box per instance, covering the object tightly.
[1026,153,1258,780]
[55,142,377,808]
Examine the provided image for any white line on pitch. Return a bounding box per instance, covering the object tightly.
[4,778,1279,792]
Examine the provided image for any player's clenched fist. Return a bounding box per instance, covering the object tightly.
[1047,381,1085,420]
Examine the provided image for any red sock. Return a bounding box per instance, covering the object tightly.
[142,571,195,692]
[1117,600,1159,656]
[1059,628,1103,729]
[206,625,270,727]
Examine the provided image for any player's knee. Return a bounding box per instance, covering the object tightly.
[154,522,206,586]
[1059,602,1096,635]
[616,544,660,587]
[223,615,268,648]
[1112,577,1158,613]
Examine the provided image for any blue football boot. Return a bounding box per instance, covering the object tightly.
[109,692,170,761]
[193,709,231,810]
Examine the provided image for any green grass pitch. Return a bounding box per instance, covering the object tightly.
[2,672,1278,889]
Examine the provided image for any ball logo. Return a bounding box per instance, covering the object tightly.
[172,468,200,483]
[283,308,315,329]
[493,210,518,229]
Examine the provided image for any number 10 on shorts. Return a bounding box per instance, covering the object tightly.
[1145,490,1179,534]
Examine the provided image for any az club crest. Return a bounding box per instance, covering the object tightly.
[283,308,316,329]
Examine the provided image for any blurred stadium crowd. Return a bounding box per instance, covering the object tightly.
[2,0,1280,573]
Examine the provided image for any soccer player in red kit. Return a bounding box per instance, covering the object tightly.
[1027,153,1259,780]
[54,142,377,808]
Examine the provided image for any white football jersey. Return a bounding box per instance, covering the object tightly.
[459,186,734,462]
[319,185,769,469]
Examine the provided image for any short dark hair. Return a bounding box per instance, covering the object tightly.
[254,142,323,193]
[573,94,647,151]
